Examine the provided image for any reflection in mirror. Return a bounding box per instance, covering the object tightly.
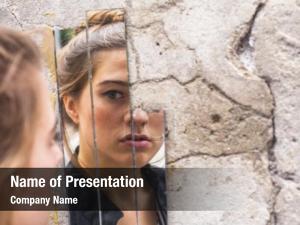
[128,109,166,168]
[55,9,129,167]
[55,8,167,225]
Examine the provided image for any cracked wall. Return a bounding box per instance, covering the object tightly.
[1,0,299,224]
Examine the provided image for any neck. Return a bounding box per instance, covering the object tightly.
[77,142,98,168]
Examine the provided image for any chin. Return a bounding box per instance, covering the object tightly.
[116,156,151,168]
[134,154,154,168]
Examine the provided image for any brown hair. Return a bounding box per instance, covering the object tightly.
[57,9,126,126]
[0,27,42,162]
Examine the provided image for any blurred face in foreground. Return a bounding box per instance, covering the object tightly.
[26,67,62,167]
[1,66,62,168]
[0,27,62,225]
[0,67,62,225]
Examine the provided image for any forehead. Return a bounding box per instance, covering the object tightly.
[92,48,128,81]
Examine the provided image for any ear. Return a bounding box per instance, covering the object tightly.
[63,95,79,125]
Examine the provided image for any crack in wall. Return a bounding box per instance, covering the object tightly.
[126,20,175,81]
[266,185,280,225]
[7,7,23,28]
[131,73,201,86]
[162,1,282,223]
[227,1,267,80]
[125,8,280,222]
[129,2,274,120]
[237,2,265,59]
[201,77,271,118]
[161,21,177,48]
[130,20,162,29]
[131,74,204,96]
[266,92,280,225]
[229,1,282,224]
[131,72,272,118]
[167,151,253,165]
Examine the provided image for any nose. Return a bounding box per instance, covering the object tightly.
[133,108,149,126]
[124,108,149,132]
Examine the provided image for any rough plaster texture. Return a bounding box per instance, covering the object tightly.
[1,0,299,224]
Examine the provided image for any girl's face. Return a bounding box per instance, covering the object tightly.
[65,48,164,168]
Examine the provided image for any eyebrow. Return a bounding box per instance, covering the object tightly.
[97,80,129,86]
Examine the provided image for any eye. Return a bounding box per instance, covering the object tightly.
[103,90,124,100]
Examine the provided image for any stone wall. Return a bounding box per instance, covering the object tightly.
[1,0,299,224]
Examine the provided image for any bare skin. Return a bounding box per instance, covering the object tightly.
[0,67,61,225]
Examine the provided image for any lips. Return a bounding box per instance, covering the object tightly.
[120,134,152,149]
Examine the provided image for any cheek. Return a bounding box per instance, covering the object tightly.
[149,122,164,139]
[94,104,123,130]
[151,140,163,155]
[28,137,50,167]
[148,113,165,137]
[28,134,60,168]
[77,97,93,130]
[94,105,112,131]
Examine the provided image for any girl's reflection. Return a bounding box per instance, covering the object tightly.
[57,9,166,225]
[61,47,164,168]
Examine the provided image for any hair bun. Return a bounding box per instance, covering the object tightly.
[75,9,125,34]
